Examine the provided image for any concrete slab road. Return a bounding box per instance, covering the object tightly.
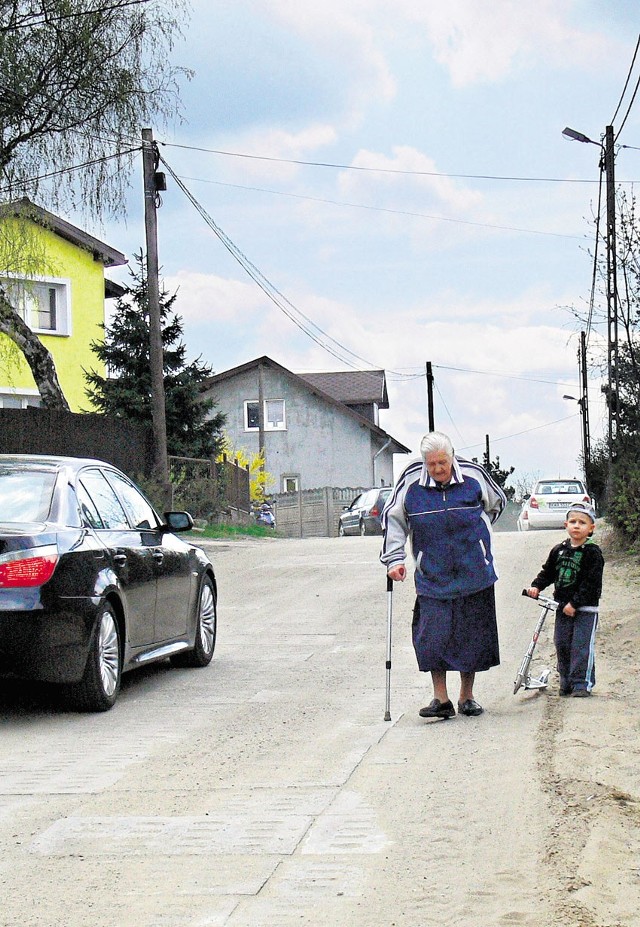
[1,529,633,927]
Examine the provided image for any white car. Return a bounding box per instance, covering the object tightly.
[525,478,592,530]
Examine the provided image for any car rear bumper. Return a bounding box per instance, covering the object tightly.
[527,511,566,529]
[0,598,98,684]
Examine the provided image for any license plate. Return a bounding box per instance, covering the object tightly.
[548,502,567,508]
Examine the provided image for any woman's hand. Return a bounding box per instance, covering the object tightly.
[388,564,406,582]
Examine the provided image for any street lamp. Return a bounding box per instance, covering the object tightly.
[562,125,618,455]
[562,127,599,146]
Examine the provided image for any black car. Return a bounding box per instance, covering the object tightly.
[0,455,217,711]
[338,486,393,537]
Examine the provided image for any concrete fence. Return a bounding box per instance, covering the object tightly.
[270,486,368,538]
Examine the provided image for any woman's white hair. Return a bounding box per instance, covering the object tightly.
[420,431,454,460]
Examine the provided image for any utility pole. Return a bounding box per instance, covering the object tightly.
[604,125,619,452]
[579,330,591,477]
[425,362,435,431]
[484,434,491,470]
[142,128,169,488]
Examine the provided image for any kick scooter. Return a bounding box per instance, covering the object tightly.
[513,590,559,694]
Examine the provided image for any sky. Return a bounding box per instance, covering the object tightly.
[93,1,640,491]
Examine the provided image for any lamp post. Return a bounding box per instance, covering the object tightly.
[562,126,619,453]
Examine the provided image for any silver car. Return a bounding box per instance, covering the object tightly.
[338,487,392,537]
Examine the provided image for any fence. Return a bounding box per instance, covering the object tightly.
[0,409,251,518]
[168,454,251,518]
[270,486,368,538]
[0,407,153,477]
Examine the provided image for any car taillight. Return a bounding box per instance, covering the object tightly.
[529,497,539,509]
[582,495,590,503]
[522,509,528,520]
[0,546,59,588]
[370,507,379,516]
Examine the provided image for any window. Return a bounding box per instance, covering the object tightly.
[78,469,129,529]
[244,399,287,431]
[0,392,41,409]
[282,475,299,493]
[106,470,159,530]
[1,276,71,336]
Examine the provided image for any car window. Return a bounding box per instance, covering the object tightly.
[76,480,104,529]
[106,470,160,530]
[0,467,56,522]
[379,489,392,506]
[349,494,364,510]
[535,480,585,495]
[363,489,379,506]
[78,469,129,529]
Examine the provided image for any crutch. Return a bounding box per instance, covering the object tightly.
[384,575,393,721]
[513,590,558,694]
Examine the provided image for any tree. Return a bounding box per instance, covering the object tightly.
[85,254,226,461]
[0,0,190,406]
[472,452,516,500]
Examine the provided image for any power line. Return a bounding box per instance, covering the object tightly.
[0,146,142,195]
[611,34,640,124]
[180,175,586,241]
[458,413,579,452]
[158,151,415,377]
[159,141,606,185]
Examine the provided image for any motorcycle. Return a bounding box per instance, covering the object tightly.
[255,503,276,529]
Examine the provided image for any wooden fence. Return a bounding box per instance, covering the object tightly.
[0,407,153,477]
[168,454,251,517]
[0,409,251,517]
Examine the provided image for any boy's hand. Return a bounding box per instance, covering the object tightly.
[526,587,539,599]
[563,603,576,617]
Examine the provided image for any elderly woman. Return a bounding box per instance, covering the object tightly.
[381,431,506,719]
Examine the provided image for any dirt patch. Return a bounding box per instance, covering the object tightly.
[536,540,640,927]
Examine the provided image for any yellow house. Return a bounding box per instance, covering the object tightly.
[0,199,126,411]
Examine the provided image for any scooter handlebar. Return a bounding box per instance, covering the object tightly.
[522,588,559,610]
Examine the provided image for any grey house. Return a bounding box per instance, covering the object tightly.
[201,356,410,493]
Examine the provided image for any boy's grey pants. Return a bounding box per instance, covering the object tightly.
[554,606,598,692]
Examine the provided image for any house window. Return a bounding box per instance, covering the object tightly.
[282,475,299,493]
[0,392,41,409]
[244,399,287,431]
[1,276,71,336]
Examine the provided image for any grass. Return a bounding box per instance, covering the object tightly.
[187,522,278,540]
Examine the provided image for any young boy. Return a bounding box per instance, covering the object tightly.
[526,501,604,697]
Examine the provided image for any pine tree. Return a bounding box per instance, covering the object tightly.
[85,254,225,460]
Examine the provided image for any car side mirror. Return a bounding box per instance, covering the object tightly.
[524,493,531,500]
[162,511,194,533]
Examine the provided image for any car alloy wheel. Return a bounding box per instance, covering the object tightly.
[171,575,217,668]
[68,603,121,712]
[359,520,367,537]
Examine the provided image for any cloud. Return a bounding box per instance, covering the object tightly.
[394,0,617,87]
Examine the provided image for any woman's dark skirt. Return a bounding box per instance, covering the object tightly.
[412,585,500,673]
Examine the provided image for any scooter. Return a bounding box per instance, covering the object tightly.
[513,590,558,694]
[256,503,275,529]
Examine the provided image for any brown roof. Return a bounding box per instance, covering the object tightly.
[297,370,389,409]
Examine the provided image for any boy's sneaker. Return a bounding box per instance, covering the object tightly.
[559,686,572,696]
[572,689,591,698]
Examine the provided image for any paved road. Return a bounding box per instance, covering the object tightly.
[1,530,564,927]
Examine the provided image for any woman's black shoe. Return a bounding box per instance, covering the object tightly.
[419,698,455,719]
[458,698,484,716]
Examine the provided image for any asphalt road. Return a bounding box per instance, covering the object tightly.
[0,529,566,927]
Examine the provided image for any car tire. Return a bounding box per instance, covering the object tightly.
[338,523,346,537]
[67,603,121,712]
[171,575,217,669]
[359,520,367,537]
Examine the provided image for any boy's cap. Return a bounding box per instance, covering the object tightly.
[566,501,596,523]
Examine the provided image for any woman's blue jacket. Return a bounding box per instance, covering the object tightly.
[380,456,506,599]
